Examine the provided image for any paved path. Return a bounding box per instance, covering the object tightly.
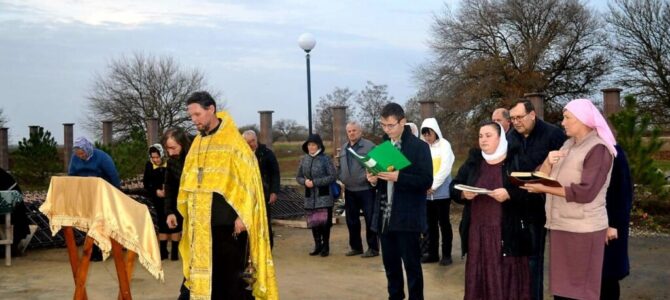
[0,220,668,299]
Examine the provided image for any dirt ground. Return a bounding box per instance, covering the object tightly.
[1,219,669,300]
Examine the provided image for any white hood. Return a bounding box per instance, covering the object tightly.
[420,117,443,141]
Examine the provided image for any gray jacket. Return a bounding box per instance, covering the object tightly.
[296,153,337,209]
[338,138,375,192]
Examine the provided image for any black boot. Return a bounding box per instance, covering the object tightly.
[320,226,330,257]
[309,228,322,256]
[159,240,168,260]
[170,240,179,261]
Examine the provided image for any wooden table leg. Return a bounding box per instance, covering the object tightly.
[74,235,94,300]
[64,227,88,300]
[111,239,133,300]
[117,250,137,300]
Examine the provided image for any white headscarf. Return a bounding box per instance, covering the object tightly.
[481,122,508,162]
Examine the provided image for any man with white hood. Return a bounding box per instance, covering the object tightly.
[419,118,455,266]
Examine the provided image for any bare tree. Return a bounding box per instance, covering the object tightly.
[86,53,213,139]
[315,87,356,139]
[356,81,393,137]
[274,119,308,142]
[418,0,609,130]
[607,0,670,126]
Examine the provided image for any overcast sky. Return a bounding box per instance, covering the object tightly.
[0,0,609,144]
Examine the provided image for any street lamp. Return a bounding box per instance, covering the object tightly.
[298,33,316,135]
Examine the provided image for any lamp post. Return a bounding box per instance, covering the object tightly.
[298,33,316,135]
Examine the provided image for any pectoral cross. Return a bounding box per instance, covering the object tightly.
[197,167,204,187]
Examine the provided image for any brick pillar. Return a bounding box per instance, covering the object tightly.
[419,100,437,120]
[146,118,159,146]
[524,92,545,120]
[63,123,74,172]
[0,128,8,170]
[602,88,622,117]
[102,120,113,146]
[331,106,347,158]
[258,111,274,149]
[29,125,40,136]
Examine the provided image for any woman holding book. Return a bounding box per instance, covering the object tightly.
[522,99,615,300]
[296,134,337,257]
[449,121,531,300]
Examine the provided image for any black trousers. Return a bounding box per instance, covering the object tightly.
[211,225,253,300]
[600,278,620,300]
[265,200,274,249]
[344,189,378,251]
[380,231,424,300]
[425,199,452,258]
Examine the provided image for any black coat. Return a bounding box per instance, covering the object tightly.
[255,144,280,202]
[449,146,532,258]
[371,125,433,233]
[602,145,633,280]
[143,162,166,201]
[164,154,185,217]
[507,118,566,224]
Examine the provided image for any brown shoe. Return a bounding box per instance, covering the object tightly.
[345,249,363,256]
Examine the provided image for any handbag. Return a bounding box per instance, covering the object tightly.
[306,208,329,228]
[329,182,341,199]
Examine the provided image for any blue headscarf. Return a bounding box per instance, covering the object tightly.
[74,137,95,161]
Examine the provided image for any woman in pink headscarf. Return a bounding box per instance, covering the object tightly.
[522,99,616,300]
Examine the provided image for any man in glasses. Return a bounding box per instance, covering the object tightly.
[508,99,566,300]
[367,102,433,300]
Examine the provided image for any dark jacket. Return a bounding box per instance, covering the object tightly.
[603,145,633,280]
[68,148,121,188]
[371,125,433,233]
[255,144,280,202]
[449,146,532,258]
[143,162,166,201]
[296,134,337,209]
[507,118,566,224]
[164,155,184,217]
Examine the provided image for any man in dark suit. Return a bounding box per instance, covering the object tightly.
[368,103,433,300]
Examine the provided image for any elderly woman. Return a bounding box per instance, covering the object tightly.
[296,134,337,257]
[68,136,121,261]
[68,137,121,188]
[523,99,616,300]
[450,122,531,300]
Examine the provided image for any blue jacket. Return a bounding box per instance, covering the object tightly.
[602,145,633,280]
[68,149,121,188]
[371,125,433,233]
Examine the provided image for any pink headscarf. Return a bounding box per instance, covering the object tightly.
[564,99,617,157]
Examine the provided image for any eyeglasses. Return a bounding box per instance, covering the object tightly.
[379,122,400,130]
[510,114,528,122]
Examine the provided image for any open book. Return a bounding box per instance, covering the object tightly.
[453,184,492,194]
[509,171,562,187]
[347,141,411,175]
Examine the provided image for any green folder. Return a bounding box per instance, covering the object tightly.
[348,140,411,175]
